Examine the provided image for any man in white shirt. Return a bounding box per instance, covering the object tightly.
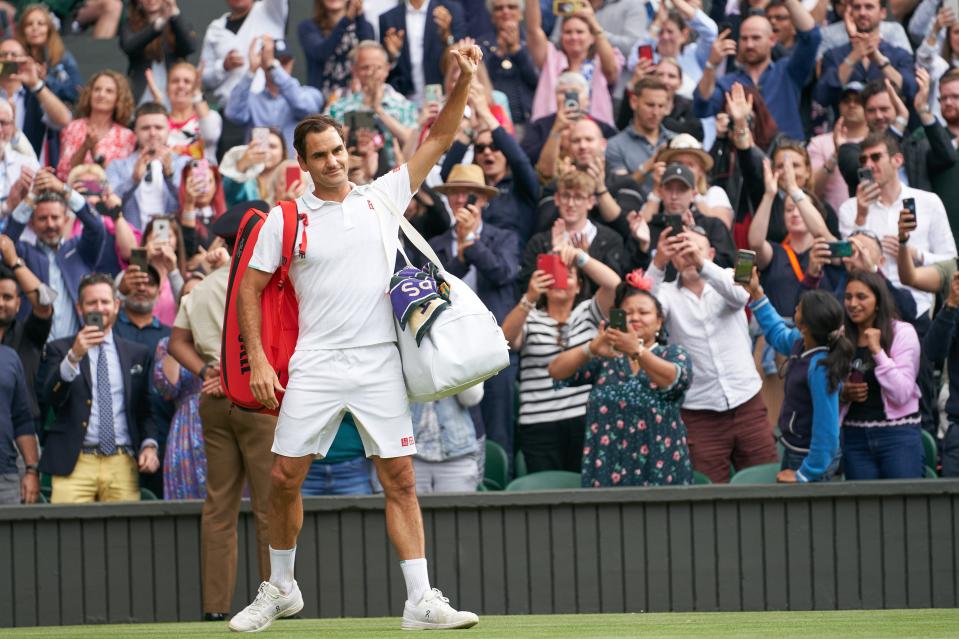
[648,228,779,484]
[0,100,38,218]
[229,45,485,634]
[838,131,957,317]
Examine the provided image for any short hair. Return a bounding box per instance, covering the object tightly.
[485,0,525,12]
[940,67,959,91]
[766,0,789,11]
[861,131,901,156]
[33,191,67,208]
[78,273,117,302]
[633,76,669,98]
[134,101,169,126]
[861,79,896,107]
[67,163,107,185]
[350,40,388,64]
[293,115,344,160]
[76,70,135,126]
[556,170,596,195]
[556,71,589,93]
[0,265,20,294]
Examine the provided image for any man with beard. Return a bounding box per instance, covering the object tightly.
[929,68,959,234]
[2,167,105,342]
[694,0,819,140]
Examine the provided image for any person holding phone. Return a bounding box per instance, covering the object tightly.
[839,271,924,479]
[16,4,83,106]
[178,160,228,255]
[743,268,852,482]
[220,128,290,206]
[118,216,185,327]
[501,243,621,474]
[549,274,693,487]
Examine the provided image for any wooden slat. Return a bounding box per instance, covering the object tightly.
[881,496,908,609]
[785,500,813,611]
[714,502,741,611]
[904,496,932,608]
[549,505,576,613]
[174,516,202,622]
[150,518,177,622]
[573,504,601,613]
[621,503,646,612]
[80,519,107,623]
[0,523,12,626]
[34,520,61,625]
[738,502,764,611]
[362,510,390,617]
[810,499,836,610]
[502,507,529,614]
[455,509,483,614]
[667,503,694,612]
[230,514,251,614]
[644,503,670,612]
[857,497,884,610]
[834,498,860,609]
[339,511,365,617]
[431,509,459,607]
[478,508,506,614]
[104,518,131,622]
[57,519,85,624]
[128,518,154,622]
[690,501,718,611]
[11,521,37,626]
[928,495,955,608]
[761,501,788,611]
[596,504,624,613]
[526,506,552,614]
[296,512,320,618]
[315,511,343,618]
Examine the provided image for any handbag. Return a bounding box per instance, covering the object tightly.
[374,189,510,402]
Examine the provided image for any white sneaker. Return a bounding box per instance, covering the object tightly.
[229,581,304,633]
[401,588,479,630]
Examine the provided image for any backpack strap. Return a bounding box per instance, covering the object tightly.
[277,200,301,289]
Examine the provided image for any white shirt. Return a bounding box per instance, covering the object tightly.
[648,260,762,411]
[59,331,132,448]
[199,0,288,105]
[249,164,414,350]
[0,145,38,211]
[133,160,166,228]
[838,184,957,316]
[365,0,399,40]
[405,0,429,105]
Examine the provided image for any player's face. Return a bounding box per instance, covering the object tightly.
[298,128,350,190]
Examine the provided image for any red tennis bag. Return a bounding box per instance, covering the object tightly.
[220,200,302,415]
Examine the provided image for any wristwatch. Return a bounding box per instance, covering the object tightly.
[6,257,23,270]
[24,463,38,475]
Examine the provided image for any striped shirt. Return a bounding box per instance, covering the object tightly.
[518,298,603,425]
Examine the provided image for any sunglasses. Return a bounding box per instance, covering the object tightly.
[474,143,499,154]
[858,152,886,164]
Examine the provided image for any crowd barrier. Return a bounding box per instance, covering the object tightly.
[2,480,958,627]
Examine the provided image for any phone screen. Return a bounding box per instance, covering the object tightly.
[153,220,170,242]
[285,165,300,190]
[828,241,854,258]
[84,311,104,331]
[665,214,684,238]
[857,167,873,183]
[734,250,756,284]
[130,247,148,271]
[608,309,627,331]
[903,197,916,216]
[638,44,654,64]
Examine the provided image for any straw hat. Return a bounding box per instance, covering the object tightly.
[656,133,714,172]
[432,164,500,198]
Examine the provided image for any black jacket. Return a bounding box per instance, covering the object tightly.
[518,224,627,297]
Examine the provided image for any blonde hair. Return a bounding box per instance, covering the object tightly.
[67,163,107,184]
[556,170,595,195]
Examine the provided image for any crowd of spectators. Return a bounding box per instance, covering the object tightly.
[1,0,959,516]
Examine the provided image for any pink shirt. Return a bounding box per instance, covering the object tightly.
[57,119,136,180]
[807,131,865,214]
[840,321,921,422]
[531,43,622,128]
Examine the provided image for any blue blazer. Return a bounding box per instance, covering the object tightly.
[3,201,105,323]
[37,335,159,476]
[379,0,466,98]
[428,222,520,324]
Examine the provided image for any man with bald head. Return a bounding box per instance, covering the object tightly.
[693,0,819,140]
[0,100,38,219]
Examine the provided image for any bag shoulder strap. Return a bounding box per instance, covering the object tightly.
[780,239,805,282]
[369,184,445,270]
[277,200,301,286]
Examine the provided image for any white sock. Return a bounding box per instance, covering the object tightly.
[400,558,431,603]
[269,545,296,595]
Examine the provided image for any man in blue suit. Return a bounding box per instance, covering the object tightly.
[431,163,521,460]
[2,167,105,342]
[37,273,161,503]
[379,0,466,102]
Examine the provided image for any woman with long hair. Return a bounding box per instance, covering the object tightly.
[56,70,136,179]
[549,273,694,487]
[120,0,197,103]
[178,160,227,255]
[297,0,374,98]
[745,270,853,482]
[220,128,305,205]
[17,4,83,104]
[840,271,924,479]
[145,61,222,163]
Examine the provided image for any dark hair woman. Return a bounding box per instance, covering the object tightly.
[120,0,197,104]
[297,0,374,98]
[549,272,693,487]
[841,271,924,479]
[17,4,83,104]
[745,267,853,482]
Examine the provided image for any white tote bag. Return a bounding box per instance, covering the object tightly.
[375,191,510,402]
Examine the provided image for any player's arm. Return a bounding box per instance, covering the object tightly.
[237,268,285,410]
[407,44,482,193]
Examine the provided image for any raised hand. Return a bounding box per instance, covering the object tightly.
[384,28,405,59]
[708,29,736,67]
[724,82,753,123]
[449,44,483,77]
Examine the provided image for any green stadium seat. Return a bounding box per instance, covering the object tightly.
[924,465,938,479]
[514,450,528,478]
[921,430,937,472]
[140,487,160,500]
[692,470,712,485]
[484,439,509,491]
[729,462,781,485]
[505,470,582,491]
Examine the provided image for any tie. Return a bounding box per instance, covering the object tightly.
[96,345,116,455]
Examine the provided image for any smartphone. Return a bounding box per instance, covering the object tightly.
[251,127,270,146]
[346,110,377,132]
[424,83,443,104]
[857,167,874,183]
[192,159,210,193]
[79,179,103,195]
[285,165,301,190]
[536,253,568,290]
[84,311,104,331]
[552,0,580,16]
[0,60,19,77]
[665,214,684,238]
[466,193,478,207]
[828,240,854,258]
[848,370,865,384]
[734,249,757,284]
[153,218,171,243]
[900,197,918,234]
[130,247,148,271]
[637,44,655,65]
[608,308,628,332]
[563,90,580,114]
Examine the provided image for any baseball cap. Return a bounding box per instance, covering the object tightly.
[841,81,865,96]
[661,163,696,189]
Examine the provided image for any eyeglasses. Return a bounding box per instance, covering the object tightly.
[493,3,519,11]
[556,192,589,203]
[474,143,498,154]
[858,151,886,164]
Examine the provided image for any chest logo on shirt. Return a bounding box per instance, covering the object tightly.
[367,199,376,211]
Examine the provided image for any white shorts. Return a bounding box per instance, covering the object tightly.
[272,342,416,459]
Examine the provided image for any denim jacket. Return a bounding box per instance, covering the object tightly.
[411,387,483,462]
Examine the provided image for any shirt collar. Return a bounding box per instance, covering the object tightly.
[118,308,161,329]
[298,184,358,210]
[406,0,429,14]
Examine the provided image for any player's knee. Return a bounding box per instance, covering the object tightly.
[380,461,417,498]
[270,462,301,494]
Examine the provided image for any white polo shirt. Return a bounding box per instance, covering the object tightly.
[249,164,414,350]
[838,184,957,316]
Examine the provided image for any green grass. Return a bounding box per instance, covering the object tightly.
[1,610,958,639]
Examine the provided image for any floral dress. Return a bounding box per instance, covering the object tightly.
[559,344,694,487]
[153,337,207,500]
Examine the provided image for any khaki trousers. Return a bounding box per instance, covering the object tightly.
[51,452,139,503]
[199,396,276,613]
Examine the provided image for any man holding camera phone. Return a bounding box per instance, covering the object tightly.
[36,273,161,503]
